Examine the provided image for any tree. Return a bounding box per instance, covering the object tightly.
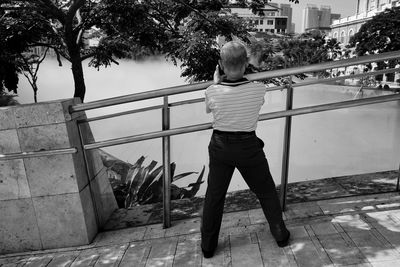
[0,0,299,102]
[247,31,341,82]
[349,6,400,82]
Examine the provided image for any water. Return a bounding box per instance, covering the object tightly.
[16,58,400,196]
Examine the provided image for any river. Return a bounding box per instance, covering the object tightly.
[16,57,400,196]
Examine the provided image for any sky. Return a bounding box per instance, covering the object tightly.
[271,0,359,32]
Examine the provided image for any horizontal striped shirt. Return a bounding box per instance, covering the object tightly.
[205,78,267,132]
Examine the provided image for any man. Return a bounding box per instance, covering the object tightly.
[201,41,290,258]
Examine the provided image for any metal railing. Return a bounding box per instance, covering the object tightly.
[69,50,400,228]
[1,51,398,229]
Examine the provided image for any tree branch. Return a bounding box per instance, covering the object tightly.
[67,0,85,21]
[36,0,66,23]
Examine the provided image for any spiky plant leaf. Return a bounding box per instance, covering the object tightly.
[172,171,198,183]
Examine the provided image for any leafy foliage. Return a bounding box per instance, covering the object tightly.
[246,32,342,83]
[349,6,400,76]
[104,155,205,208]
[0,0,300,101]
[350,6,400,56]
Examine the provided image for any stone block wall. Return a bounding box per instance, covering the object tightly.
[0,98,118,254]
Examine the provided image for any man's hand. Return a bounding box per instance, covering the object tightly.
[213,65,224,84]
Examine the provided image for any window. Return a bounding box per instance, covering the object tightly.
[260,19,263,25]
[267,20,273,25]
[340,31,346,43]
[271,29,275,33]
[333,32,338,39]
[255,20,259,25]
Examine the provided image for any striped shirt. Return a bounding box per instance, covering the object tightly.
[205,78,267,132]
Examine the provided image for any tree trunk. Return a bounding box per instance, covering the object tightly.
[64,9,86,102]
[70,51,86,102]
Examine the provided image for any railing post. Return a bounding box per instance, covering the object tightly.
[280,76,294,211]
[397,162,400,192]
[162,96,172,228]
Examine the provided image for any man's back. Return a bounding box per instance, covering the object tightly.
[205,79,266,132]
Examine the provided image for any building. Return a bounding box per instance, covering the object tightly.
[302,4,341,34]
[330,0,400,45]
[230,2,293,34]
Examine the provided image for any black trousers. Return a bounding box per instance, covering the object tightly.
[201,130,284,251]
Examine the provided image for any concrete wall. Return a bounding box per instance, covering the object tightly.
[0,98,118,255]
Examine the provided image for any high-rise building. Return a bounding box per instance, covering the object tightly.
[302,4,340,33]
[331,0,400,45]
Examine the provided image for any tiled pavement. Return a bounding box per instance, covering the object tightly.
[1,192,400,267]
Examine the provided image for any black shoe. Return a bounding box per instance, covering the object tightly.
[202,248,215,258]
[276,231,290,247]
[270,222,290,247]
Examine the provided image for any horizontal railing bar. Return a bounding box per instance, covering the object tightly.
[78,104,165,124]
[70,50,400,113]
[169,98,205,107]
[246,50,400,81]
[0,148,78,160]
[71,81,213,113]
[83,93,400,150]
[258,93,400,121]
[291,67,400,89]
[168,67,400,108]
[84,123,211,150]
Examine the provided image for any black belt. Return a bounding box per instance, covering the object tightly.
[213,129,255,136]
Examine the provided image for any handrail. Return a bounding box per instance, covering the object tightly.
[83,93,400,151]
[77,67,400,124]
[0,148,78,161]
[70,50,400,113]
[72,50,400,228]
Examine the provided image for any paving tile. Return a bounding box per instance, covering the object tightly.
[70,248,100,267]
[23,255,53,267]
[346,230,400,263]
[287,226,309,239]
[317,233,367,266]
[284,202,324,220]
[146,237,177,267]
[46,252,80,267]
[174,234,202,267]
[370,260,400,267]
[289,237,327,267]
[118,242,151,267]
[94,226,147,246]
[143,224,166,239]
[93,244,127,267]
[332,214,372,232]
[309,222,339,236]
[257,230,297,267]
[202,235,230,267]
[248,208,266,224]
[165,218,200,237]
[229,232,263,267]
[220,210,251,229]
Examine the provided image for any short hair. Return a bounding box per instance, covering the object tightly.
[220,41,248,70]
